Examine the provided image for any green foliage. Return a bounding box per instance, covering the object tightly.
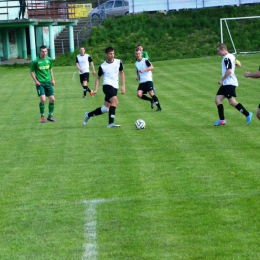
[5,3,260,67]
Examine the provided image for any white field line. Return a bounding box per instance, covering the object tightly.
[72,71,77,82]
[81,193,250,259]
[82,199,109,260]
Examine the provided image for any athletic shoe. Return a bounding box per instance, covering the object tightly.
[41,116,46,123]
[47,117,56,122]
[107,123,121,128]
[155,108,162,112]
[89,90,94,97]
[214,119,226,126]
[151,101,155,109]
[83,112,90,126]
[82,95,86,98]
[247,112,253,125]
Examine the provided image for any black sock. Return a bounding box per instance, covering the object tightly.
[217,104,225,120]
[141,95,153,102]
[89,107,102,117]
[109,106,116,124]
[152,95,161,109]
[83,87,87,96]
[235,103,249,117]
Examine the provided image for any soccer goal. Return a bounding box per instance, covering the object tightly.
[220,16,260,54]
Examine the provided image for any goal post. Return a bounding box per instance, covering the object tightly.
[220,16,260,54]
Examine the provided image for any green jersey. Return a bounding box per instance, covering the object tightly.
[142,51,149,59]
[30,56,53,82]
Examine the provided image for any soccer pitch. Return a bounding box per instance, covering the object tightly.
[1,54,260,259]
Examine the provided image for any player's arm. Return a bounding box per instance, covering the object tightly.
[94,76,100,94]
[50,68,55,86]
[235,59,241,67]
[90,62,96,75]
[75,57,82,72]
[136,69,140,81]
[139,60,153,73]
[76,62,81,72]
[119,70,125,94]
[218,69,232,84]
[30,71,40,86]
[119,61,125,94]
[93,66,103,94]
[244,71,260,78]
[89,57,96,75]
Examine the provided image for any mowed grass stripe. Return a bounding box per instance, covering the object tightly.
[1,55,260,259]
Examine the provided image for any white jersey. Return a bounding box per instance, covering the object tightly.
[98,59,123,89]
[222,53,238,87]
[76,54,92,74]
[135,58,153,83]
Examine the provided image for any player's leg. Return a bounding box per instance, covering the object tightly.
[45,83,56,122]
[83,102,110,126]
[83,87,111,123]
[82,73,93,97]
[36,85,46,122]
[80,74,87,98]
[137,89,153,101]
[257,105,260,120]
[107,96,119,127]
[149,89,162,111]
[228,90,252,125]
[214,94,226,126]
[107,85,120,127]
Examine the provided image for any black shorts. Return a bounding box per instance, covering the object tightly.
[138,81,154,94]
[216,84,237,99]
[79,73,90,83]
[103,84,118,102]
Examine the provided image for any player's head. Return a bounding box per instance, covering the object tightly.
[217,43,228,56]
[105,46,114,62]
[137,45,143,51]
[135,48,142,60]
[105,46,114,54]
[80,47,85,55]
[39,45,48,59]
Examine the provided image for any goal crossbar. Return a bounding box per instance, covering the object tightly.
[220,16,260,54]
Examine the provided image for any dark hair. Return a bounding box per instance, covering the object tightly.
[105,46,114,53]
[40,45,47,50]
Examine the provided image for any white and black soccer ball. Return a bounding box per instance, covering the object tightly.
[135,119,146,130]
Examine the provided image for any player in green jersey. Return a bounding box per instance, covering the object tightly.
[137,45,149,59]
[30,45,56,123]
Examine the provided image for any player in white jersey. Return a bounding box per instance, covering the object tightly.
[82,46,125,128]
[135,49,162,111]
[76,47,96,98]
[214,43,252,126]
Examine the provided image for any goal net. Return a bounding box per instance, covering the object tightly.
[220,16,260,54]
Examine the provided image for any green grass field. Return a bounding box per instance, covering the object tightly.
[1,54,260,260]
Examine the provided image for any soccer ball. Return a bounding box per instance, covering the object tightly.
[135,119,146,130]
